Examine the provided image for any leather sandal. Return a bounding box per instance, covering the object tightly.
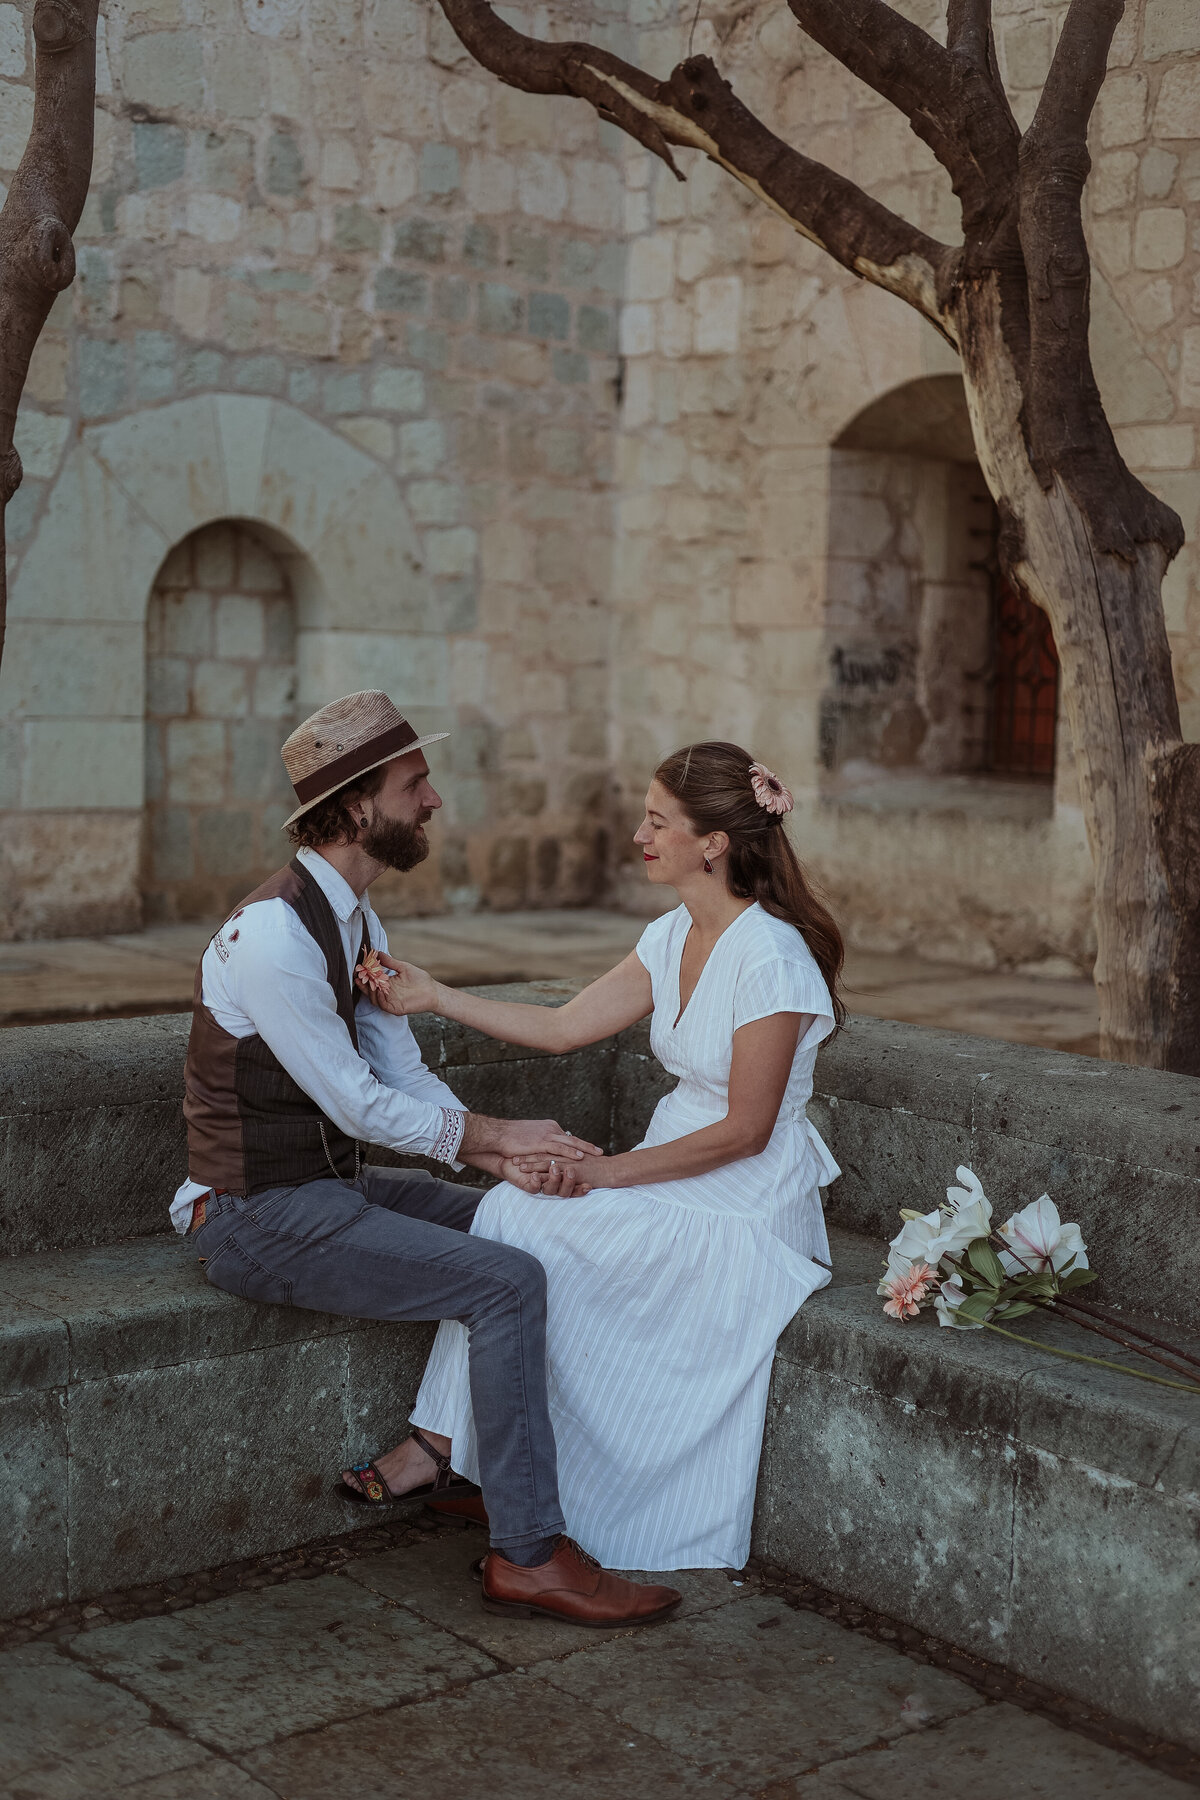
[336,1427,481,1508]
[481,1536,682,1628]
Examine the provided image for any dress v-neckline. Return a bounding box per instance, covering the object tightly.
[672,903,755,1030]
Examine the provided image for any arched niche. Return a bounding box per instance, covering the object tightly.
[820,374,1058,802]
[0,395,449,937]
[142,519,304,923]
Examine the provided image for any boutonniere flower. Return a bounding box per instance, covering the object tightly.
[357,947,392,996]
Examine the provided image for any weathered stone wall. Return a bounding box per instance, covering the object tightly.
[0,0,1198,974]
[0,0,627,937]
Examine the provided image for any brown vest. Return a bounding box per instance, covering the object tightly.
[183,858,370,1197]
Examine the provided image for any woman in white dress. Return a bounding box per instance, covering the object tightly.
[357,741,845,1570]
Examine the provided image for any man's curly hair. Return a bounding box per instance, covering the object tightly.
[285,763,388,850]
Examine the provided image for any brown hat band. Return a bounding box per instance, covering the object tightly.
[291,719,419,803]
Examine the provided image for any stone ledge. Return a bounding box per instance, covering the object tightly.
[759,1270,1200,1753]
[6,1004,1200,1332]
[0,1237,371,1391]
[774,1279,1200,1504]
[0,1229,437,1616]
[809,1018,1200,1332]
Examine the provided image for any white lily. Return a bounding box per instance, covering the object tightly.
[933,1272,984,1329]
[886,1209,943,1271]
[926,1168,993,1265]
[945,1166,989,1214]
[998,1195,1089,1278]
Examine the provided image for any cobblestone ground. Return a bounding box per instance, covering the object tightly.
[0,1515,1192,1799]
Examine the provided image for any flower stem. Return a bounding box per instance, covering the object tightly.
[986,1231,1200,1378]
[980,1321,1200,1394]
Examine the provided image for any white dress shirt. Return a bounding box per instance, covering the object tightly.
[169,847,466,1232]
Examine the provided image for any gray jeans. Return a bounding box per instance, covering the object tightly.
[190,1165,565,1547]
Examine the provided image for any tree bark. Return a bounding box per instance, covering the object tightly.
[0,0,100,667]
[435,0,1198,1072]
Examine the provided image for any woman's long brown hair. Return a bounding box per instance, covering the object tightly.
[655,741,846,1032]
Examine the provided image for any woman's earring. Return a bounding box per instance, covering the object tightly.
[703,856,714,875]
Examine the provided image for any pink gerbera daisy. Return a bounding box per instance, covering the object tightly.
[748,762,794,815]
[882,1262,937,1321]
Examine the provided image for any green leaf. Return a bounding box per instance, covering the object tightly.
[1011,1271,1056,1297]
[1056,1252,1077,1277]
[967,1240,1006,1286]
[1061,1267,1099,1290]
[995,1301,1036,1320]
[955,1291,998,1322]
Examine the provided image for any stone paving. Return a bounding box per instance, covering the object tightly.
[1,1525,1190,1800]
[0,908,1101,1053]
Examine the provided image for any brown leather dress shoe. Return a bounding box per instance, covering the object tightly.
[481,1537,682,1627]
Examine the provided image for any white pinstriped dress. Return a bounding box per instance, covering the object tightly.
[412,902,838,1570]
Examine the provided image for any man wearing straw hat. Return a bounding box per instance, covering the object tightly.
[172,690,680,1629]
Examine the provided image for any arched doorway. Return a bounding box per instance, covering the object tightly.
[142,521,298,922]
[820,374,1059,791]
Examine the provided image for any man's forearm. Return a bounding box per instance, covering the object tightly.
[459,1113,600,1161]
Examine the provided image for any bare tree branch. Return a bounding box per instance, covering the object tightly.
[946,0,1017,134]
[440,0,955,330]
[946,0,993,65]
[1026,0,1124,149]
[789,0,1019,240]
[0,0,100,666]
[786,0,957,148]
[1016,0,1175,556]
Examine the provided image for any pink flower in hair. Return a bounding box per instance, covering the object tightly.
[748,762,794,815]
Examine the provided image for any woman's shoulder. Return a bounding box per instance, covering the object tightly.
[735,906,832,1000]
[634,904,687,966]
[738,903,817,961]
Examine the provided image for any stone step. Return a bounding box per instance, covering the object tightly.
[761,1255,1200,1754]
[0,1231,436,1618]
[2,1221,1197,1753]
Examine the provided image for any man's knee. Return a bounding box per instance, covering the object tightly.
[476,1242,547,1314]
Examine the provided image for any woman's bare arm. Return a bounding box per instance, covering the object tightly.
[523,1012,812,1194]
[359,950,654,1053]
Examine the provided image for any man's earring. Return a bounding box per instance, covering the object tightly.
[703,856,714,874]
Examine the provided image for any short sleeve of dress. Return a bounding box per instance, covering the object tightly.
[634,909,678,998]
[733,955,836,1052]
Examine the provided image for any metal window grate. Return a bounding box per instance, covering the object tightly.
[984,574,1059,779]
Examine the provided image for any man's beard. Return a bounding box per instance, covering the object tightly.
[360,810,431,873]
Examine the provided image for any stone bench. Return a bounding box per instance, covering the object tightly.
[2,996,1198,1750]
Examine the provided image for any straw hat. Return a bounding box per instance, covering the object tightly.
[281,691,449,828]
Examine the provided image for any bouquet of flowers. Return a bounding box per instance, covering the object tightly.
[879,1167,1200,1394]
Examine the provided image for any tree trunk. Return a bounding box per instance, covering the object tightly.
[0,0,100,667]
[955,279,1198,1069]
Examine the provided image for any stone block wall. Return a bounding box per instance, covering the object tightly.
[0,0,628,937]
[0,0,1197,977]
